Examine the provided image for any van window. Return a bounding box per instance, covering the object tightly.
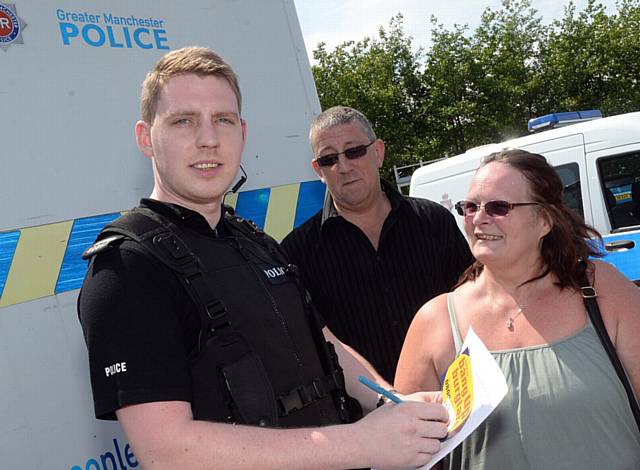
[555,163,584,219]
[597,152,640,230]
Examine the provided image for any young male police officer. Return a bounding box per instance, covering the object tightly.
[282,106,472,383]
[78,47,448,470]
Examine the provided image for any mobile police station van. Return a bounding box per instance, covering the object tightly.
[1,1,326,468]
[410,110,640,285]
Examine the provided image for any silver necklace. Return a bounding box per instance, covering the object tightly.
[505,304,525,330]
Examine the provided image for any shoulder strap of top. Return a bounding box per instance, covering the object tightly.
[446,293,464,354]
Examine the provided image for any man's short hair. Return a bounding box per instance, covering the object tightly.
[140,46,242,123]
[309,106,377,143]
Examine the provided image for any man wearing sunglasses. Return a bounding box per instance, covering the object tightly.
[282,106,473,384]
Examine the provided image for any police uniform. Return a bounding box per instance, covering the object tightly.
[78,198,356,427]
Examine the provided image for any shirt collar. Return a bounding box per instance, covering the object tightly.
[320,179,406,225]
[139,198,224,235]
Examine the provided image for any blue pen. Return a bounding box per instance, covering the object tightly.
[358,375,403,404]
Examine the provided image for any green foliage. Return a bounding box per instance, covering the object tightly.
[421,20,488,157]
[472,0,548,137]
[310,0,640,177]
[541,1,616,113]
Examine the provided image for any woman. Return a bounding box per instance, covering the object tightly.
[395,149,640,469]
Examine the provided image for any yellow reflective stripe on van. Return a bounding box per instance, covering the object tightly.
[224,191,238,210]
[0,221,73,308]
[0,180,325,308]
[264,183,300,241]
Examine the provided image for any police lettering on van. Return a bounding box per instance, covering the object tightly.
[56,8,169,50]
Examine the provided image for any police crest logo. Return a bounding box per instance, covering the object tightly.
[0,2,26,51]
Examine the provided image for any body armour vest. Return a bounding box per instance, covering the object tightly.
[83,205,359,428]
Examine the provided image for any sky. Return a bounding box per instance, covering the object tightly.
[293,0,619,62]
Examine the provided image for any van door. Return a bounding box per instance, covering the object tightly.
[589,148,640,284]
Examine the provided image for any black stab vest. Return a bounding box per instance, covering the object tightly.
[84,205,361,427]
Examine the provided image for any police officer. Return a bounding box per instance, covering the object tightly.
[78,46,448,470]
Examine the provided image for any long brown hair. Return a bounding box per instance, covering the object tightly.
[458,148,603,290]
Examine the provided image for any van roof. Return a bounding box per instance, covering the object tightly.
[412,111,640,181]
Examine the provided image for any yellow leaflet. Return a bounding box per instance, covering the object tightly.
[442,352,473,433]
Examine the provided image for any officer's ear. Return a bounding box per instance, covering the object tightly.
[135,120,154,158]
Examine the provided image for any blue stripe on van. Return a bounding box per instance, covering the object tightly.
[294,180,326,228]
[55,213,121,294]
[601,231,640,283]
[0,231,20,299]
[235,188,271,230]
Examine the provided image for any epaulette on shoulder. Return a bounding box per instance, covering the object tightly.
[226,212,265,237]
[81,234,126,260]
[224,212,289,264]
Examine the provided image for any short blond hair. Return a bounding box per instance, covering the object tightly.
[140,46,242,123]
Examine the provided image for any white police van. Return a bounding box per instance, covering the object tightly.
[410,110,640,284]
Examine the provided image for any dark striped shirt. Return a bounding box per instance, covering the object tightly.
[281,180,473,383]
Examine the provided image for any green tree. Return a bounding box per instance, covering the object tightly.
[421,19,494,158]
[540,0,640,115]
[471,0,548,138]
[419,0,548,156]
[540,1,615,112]
[607,0,640,112]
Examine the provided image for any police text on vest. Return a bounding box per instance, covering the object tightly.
[105,362,127,377]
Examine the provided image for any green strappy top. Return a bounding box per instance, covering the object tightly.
[445,293,640,470]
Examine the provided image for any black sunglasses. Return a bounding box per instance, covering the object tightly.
[313,141,376,167]
[454,200,541,217]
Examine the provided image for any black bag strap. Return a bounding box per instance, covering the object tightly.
[579,263,640,432]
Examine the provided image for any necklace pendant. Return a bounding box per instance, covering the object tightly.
[505,306,523,330]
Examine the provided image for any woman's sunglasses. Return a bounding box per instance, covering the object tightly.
[454,200,541,217]
[313,141,376,168]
